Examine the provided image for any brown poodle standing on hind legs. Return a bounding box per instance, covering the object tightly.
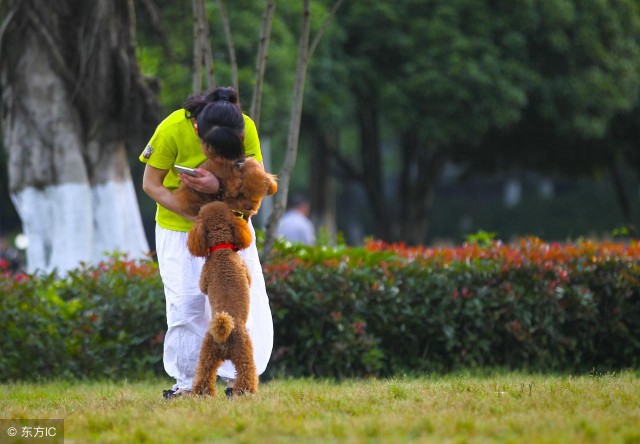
[183,162,276,398]
[187,201,258,397]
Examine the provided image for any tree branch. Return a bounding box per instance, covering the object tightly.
[200,0,215,89]
[192,0,205,92]
[308,0,345,60]
[139,0,172,57]
[216,0,237,92]
[249,0,275,127]
[0,5,16,63]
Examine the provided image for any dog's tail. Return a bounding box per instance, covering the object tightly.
[210,311,235,343]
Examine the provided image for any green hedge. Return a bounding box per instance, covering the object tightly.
[1,239,639,381]
[0,256,165,381]
[265,238,640,378]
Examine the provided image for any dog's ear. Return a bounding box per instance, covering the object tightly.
[265,173,278,196]
[232,217,253,250]
[224,177,241,200]
[187,217,210,257]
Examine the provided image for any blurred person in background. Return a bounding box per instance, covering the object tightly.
[277,193,315,246]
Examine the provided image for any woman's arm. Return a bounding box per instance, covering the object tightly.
[142,164,224,222]
[142,164,197,221]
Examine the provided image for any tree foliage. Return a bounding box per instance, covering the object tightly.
[2,0,640,248]
[329,0,640,243]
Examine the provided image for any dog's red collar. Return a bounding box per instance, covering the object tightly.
[209,243,239,254]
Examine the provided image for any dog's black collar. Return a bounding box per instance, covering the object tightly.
[214,183,225,201]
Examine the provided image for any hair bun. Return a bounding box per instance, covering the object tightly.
[216,87,238,104]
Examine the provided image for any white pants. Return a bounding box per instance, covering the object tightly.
[155,221,274,390]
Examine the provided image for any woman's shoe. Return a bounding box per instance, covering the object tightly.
[163,388,191,400]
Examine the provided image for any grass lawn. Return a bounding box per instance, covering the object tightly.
[1,372,639,443]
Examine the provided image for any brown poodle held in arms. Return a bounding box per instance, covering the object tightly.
[187,201,258,397]
[174,156,278,219]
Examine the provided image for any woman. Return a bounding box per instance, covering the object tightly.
[140,87,273,398]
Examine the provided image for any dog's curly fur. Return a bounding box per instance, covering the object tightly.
[174,156,277,218]
[187,201,257,397]
[223,157,278,217]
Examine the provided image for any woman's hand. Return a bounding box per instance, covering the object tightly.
[179,168,221,194]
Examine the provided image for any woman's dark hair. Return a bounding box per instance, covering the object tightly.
[183,86,240,120]
[196,101,245,160]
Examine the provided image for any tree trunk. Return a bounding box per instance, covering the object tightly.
[607,154,634,229]
[192,0,204,92]
[0,0,159,273]
[355,94,391,240]
[398,129,448,244]
[307,115,337,242]
[261,0,312,259]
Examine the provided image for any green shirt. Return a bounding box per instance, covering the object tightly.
[139,109,262,232]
